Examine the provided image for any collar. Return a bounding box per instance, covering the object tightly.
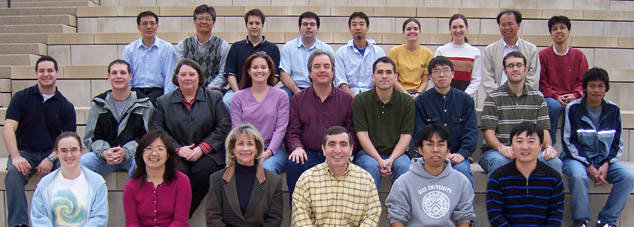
[577,97,612,118]
[552,45,570,56]
[295,37,320,49]
[346,37,376,46]
[431,87,453,98]
[503,38,520,48]
[32,85,59,99]
[245,36,267,46]
[194,34,213,46]
[501,82,528,97]
[509,159,549,177]
[222,164,267,184]
[169,87,206,104]
[370,87,399,105]
[325,162,351,178]
[135,37,158,49]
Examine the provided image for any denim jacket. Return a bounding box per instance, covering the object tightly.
[414,88,478,158]
[562,98,623,168]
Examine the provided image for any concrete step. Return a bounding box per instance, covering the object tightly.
[0,24,75,33]
[0,54,39,66]
[0,7,76,16]
[2,1,89,8]
[0,43,47,55]
[0,15,76,26]
[0,33,47,43]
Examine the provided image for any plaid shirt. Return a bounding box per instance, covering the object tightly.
[291,162,381,227]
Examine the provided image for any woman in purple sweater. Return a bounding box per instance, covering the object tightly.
[124,130,192,227]
[230,52,289,174]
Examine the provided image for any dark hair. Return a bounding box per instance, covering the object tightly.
[510,121,544,145]
[322,126,353,146]
[54,131,82,151]
[348,11,369,27]
[416,124,451,149]
[449,14,469,43]
[401,18,420,32]
[547,15,571,33]
[496,9,522,25]
[503,51,527,68]
[299,11,320,28]
[108,59,130,74]
[131,130,179,185]
[172,58,205,87]
[193,4,216,22]
[239,52,277,89]
[372,56,396,73]
[245,9,265,25]
[427,56,454,75]
[35,55,58,72]
[582,67,610,92]
[136,11,158,26]
[307,50,335,73]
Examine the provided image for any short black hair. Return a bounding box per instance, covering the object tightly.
[547,15,571,33]
[503,51,527,68]
[348,11,369,27]
[299,11,320,28]
[193,4,216,22]
[510,121,544,145]
[322,126,353,147]
[245,8,265,25]
[582,67,610,92]
[136,11,158,26]
[108,59,130,74]
[372,56,396,73]
[131,130,179,186]
[496,9,522,25]
[35,55,58,72]
[416,124,451,149]
[427,56,454,75]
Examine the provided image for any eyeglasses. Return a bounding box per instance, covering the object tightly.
[196,17,213,22]
[141,21,156,26]
[144,147,166,154]
[505,63,525,69]
[500,22,516,28]
[301,22,317,27]
[431,68,452,75]
[58,148,81,155]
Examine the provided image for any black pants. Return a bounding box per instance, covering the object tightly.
[178,155,224,217]
[132,87,164,104]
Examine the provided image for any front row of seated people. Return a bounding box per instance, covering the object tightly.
[5,48,634,226]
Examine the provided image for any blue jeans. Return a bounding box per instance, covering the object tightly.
[79,152,136,178]
[546,97,563,144]
[478,149,563,175]
[452,159,474,187]
[6,149,55,227]
[564,159,634,224]
[222,89,234,112]
[262,147,287,174]
[353,150,410,190]
[280,86,306,100]
[286,149,326,198]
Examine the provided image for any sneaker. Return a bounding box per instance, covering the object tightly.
[596,220,617,227]
[571,220,587,227]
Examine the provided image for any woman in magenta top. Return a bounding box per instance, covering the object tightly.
[230,52,289,174]
[124,130,192,227]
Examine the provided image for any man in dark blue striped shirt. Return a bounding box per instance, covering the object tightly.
[486,122,564,227]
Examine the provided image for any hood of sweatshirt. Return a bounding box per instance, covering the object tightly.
[408,157,454,179]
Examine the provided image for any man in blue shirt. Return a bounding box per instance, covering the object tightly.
[414,56,478,186]
[4,56,76,227]
[334,11,385,97]
[122,11,176,103]
[279,11,334,99]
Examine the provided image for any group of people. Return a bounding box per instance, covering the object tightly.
[3,5,634,227]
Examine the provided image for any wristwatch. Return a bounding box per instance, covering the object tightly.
[47,155,57,163]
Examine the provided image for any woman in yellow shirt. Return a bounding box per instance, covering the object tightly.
[388,18,434,98]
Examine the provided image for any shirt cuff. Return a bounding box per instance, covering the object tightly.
[199,142,213,154]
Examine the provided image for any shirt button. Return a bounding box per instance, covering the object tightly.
[444,109,447,112]
[154,200,157,203]
[444,123,447,126]
[154,210,156,213]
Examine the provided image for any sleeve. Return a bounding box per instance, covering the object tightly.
[208,41,230,90]
[486,174,509,227]
[334,48,348,88]
[480,95,499,130]
[149,97,183,148]
[434,46,442,57]
[388,47,398,72]
[573,51,589,99]
[174,40,184,62]
[546,176,565,227]
[163,47,177,94]
[279,43,292,74]
[285,96,304,152]
[562,103,591,165]
[63,100,77,132]
[121,140,138,162]
[360,177,381,227]
[270,44,281,75]
[268,93,290,153]
[230,91,243,128]
[123,180,141,227]
[291,174,314,227]
[30,185,54,227]
[384,179,412,224]
[537,96,551,130]
[224,44,238,77]
[202,90,231,153]
[525,45,541,90]
[352,96,369,132]
[481,45,498,94]
[205,173,227,227]
[5,91,24,121]
[400,97,415,135]
[121,44,132,65]
[85,181,109,226]
[263,177,283,227]
[464,48,482,97]
[413,96,425,144]
[84,103,110,159]
[343,97,358,151]
[457,97,478,158]
[170,173,192,227]
[606,108,624,164]
[538,50,557,98]
[453,177,476,224]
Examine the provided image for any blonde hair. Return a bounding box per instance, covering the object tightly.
[225,124,265,167]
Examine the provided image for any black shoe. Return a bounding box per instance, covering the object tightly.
[571,220,588,227]
[596,220,617,227]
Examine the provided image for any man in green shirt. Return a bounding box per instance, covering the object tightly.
[352,56,415,190]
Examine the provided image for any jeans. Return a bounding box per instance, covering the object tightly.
[222,89,234,112]
[262,147,287,174]
[353,150,410,190]
[286,149,325,199]
[178,155,224,217]
[478,149,563,175]
[564,159,634,224]
[452,159,474,187]
[6,149,54,227]
[79,152,136,178]
[546,97,563,144]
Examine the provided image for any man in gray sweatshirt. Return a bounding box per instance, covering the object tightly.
[386,123,475,227]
